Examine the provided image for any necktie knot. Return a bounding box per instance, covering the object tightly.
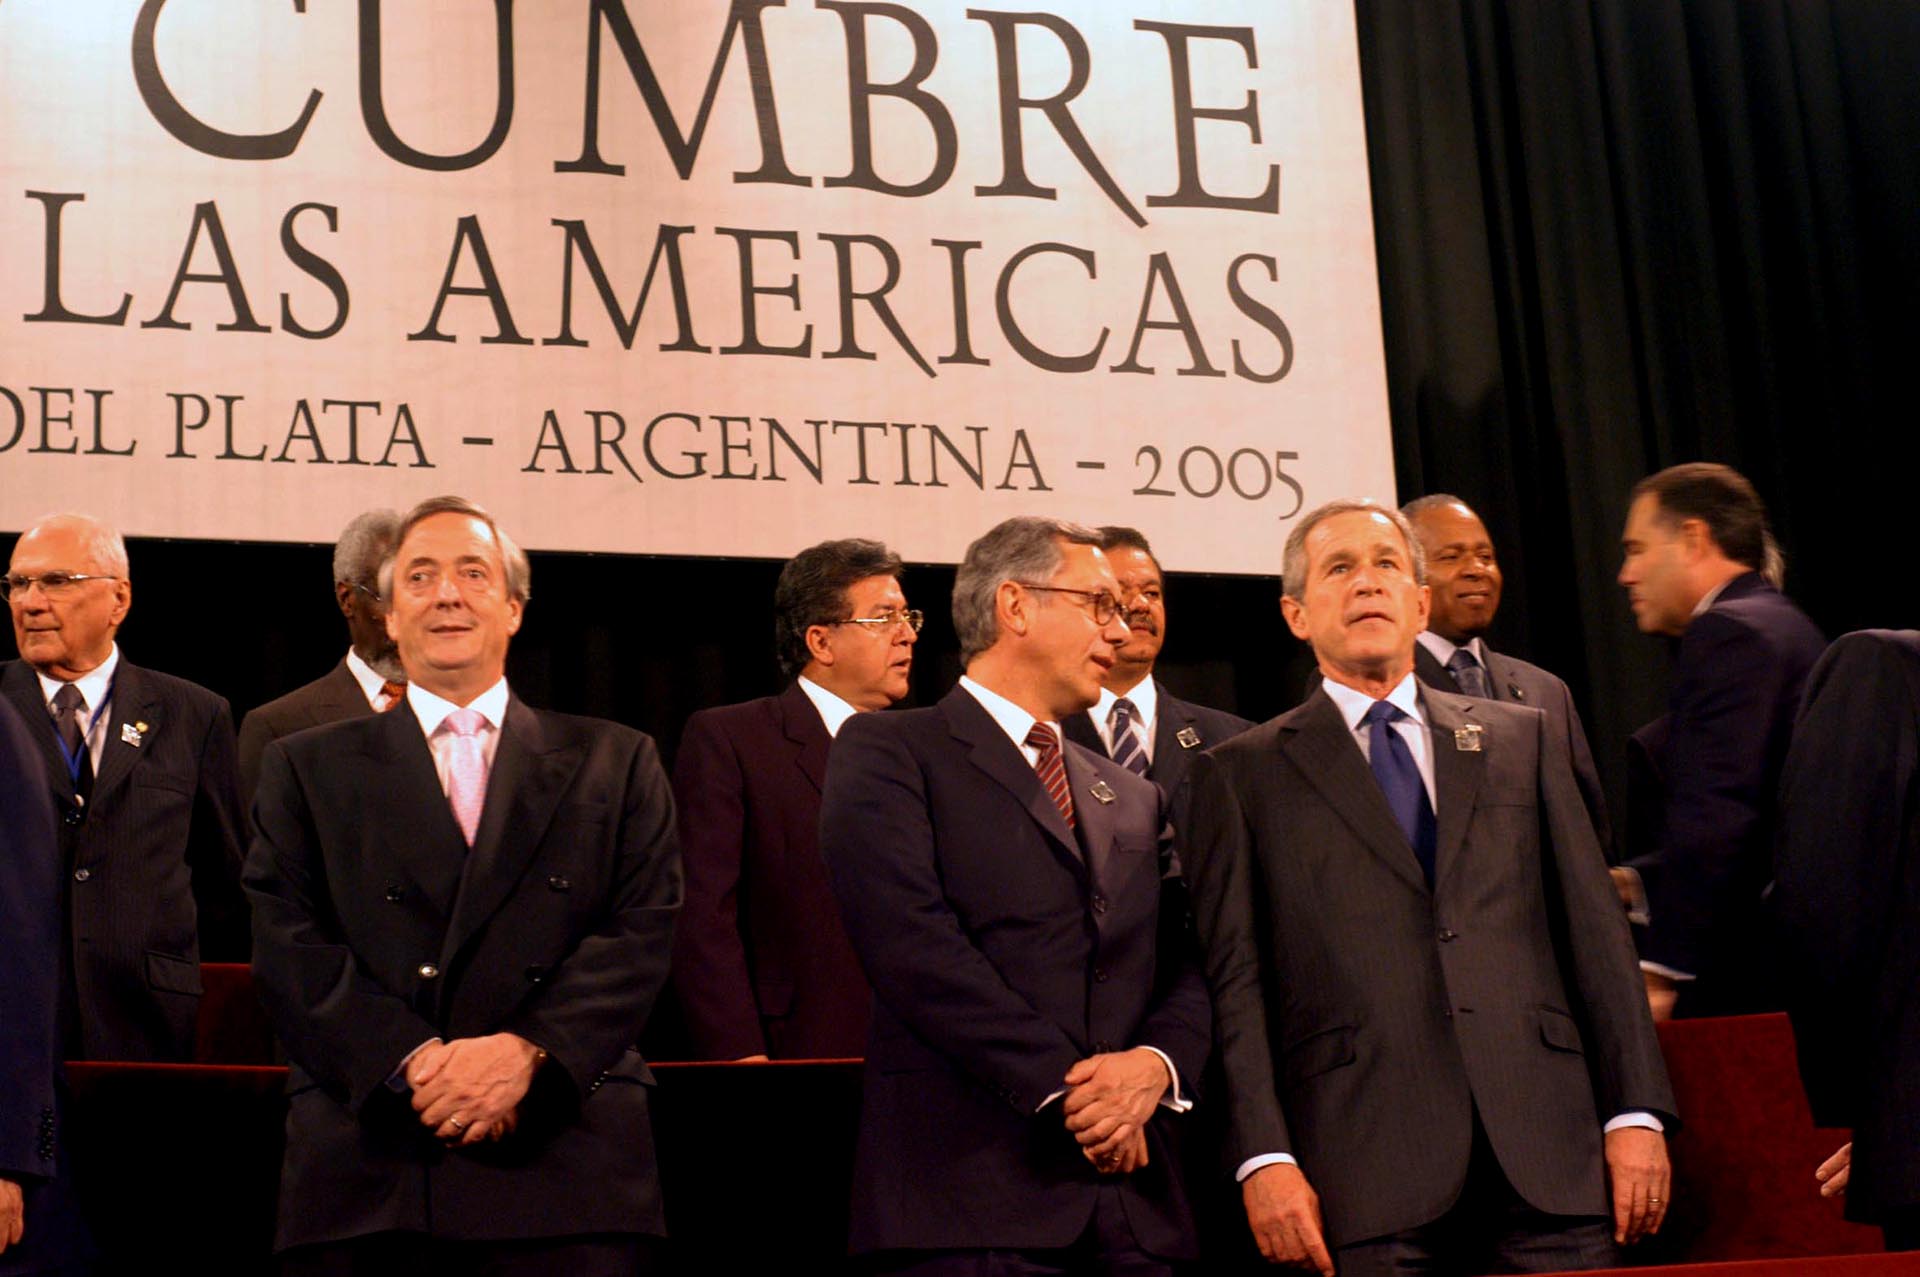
[1447,648,1491,698]
[1106,697,1150,777]
[378,679,407,711]
[1361,700,1406,728]
[1024,721,1061,758]
[52,683,86,716]
[1109,697,1137,731]
[1025,721,1077,831]
[442,707,487,739]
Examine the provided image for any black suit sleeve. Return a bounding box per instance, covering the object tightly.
[669,711,766,1060]
[1134,802,1213,1095]
[236,704,277,817]
[821,716,1082,1114]
[190,697,250,960]
[0,702,60,1182]
[1183,749,1295,1168]
[1551,680,1613,860]
[502,734,683,1098]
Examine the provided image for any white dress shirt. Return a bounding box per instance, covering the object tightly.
[796,675,861,739]
[1090,678,1159,764]
[36,643,121,772]
[344,648,402,712]
[1415,629,1490,681]
[405,678,508,797]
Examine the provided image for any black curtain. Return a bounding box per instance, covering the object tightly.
[1356,0,1920,818]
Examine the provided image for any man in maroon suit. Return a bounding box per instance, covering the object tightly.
[670,538,917,1060]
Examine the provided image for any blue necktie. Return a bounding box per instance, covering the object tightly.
[1107,697,1150,776]
[1362,701,1437,886]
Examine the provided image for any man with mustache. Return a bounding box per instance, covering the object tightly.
[671,537,917,1061]
[1402,495,1610,853]
[1185,498,1673,1276]
[1062,527,1251,842]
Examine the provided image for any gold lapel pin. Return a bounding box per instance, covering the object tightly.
[1453,724,1484,752]
[1176,726,1202,750]
[1088,780,1116,804]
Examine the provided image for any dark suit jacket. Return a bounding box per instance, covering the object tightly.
[1625,572,1826,1012]
[670,683,868,1060]
[244,696,682,1251]
[1,658,247,1062]
[1185,684,1674,1249]
[820,686,1212,1258]
[1062,679,1253,841]
[1414,641,1612,857]
[237,659,376,811]
[1773,630,1920,1223]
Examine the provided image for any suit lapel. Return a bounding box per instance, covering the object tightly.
[369,703,468,914]
[1423,689,1487,890]
[310,661,374,725]
[1413,642,1461,695]
[941,688,1083,872]
[1059,708,1105,759]
[1150,682,1204,793]
[90,662,154,803]
[1060,742,1113,897]
[779,682,832,794]
[1,662,73,806]
[1482,649,1528,706]
[442,699,583,967]
[1280,689,1429,893]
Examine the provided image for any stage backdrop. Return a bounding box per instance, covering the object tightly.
[0,0,1390,574]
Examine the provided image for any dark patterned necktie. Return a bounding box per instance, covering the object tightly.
[1362,701,1436,885]
[1107,697,1150,776]
[53,682,94,801]
[1447,648,1491,699]
[1026,722,1076,830]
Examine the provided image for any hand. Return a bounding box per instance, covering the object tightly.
[1062,1048,1170,1160]
[1817,1142,1851,1197]
[1643,971,1678,1022]
[1085,1127,1149,1176]
[1,1178,22,1254]
[411,1033,542,1144]
[1242,1163,1333,1276]
[1609,866,1638,913]
[1604,1125,1670,1244]
[733,1054,772,1063]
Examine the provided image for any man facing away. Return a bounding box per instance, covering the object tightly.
[671,537,917,1060]
[1185,498,1674,1277]
[820,516,1211,1275]
[237,508,406,809]
[245,496,681,1274]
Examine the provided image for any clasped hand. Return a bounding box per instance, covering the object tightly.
[1061,1047,1170,1175]
[407,1032,540,1145]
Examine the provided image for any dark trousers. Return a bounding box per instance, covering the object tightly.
[868,1186,1176,1277]
[278,1231,657,1277]
[1884,1206,1920,1252]
[1333,1120,1619,1277]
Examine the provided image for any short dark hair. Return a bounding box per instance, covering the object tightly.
[773,539,904,679]
[1632,463,1768,571]
[1095,525,1159,569]
[379,495,531,602]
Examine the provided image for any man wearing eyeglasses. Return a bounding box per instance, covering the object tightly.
[1062,526,1252,844]
[821,517,1210,1275]
[670,537,917,1061]
[2,513,247,1063]
[236,509,406,811]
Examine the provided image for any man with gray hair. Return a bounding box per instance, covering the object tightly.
[3,512,247,1061]
[821,516,1210,1275]
[1183,497,1673,1276]
[237,508,406,807]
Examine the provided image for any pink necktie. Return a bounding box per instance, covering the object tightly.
[440,707,489,846]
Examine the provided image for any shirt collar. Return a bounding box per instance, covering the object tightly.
[1415,630,1486,669]
[1691,577,1734,619]
[1321,670,1425,735]
[406,677,510,737]
[796,675,861,739]
[343,648,394,707]
[959,674,1048,752]
[36,643,120,715]
[1094,674,1158,727]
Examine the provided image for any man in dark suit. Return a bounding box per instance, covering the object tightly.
[245,496,681,1274]
[3,514,247,1063]
[1061,527,1251,839]
[1,696,90,1275]
[1614,463,1825,1019]
[1185,498,1674,1277]
[1773,630,1920,1252]
[1402,495,1611,854]
[671,537,916,1061]
[237,508,404,808]
[821,516,1211,1275]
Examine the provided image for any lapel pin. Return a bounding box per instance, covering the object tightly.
[1088,780,1116,804]
[1453,724,1484,753]
[1507,684,1526,703]
[121,723,145,747]
[1176,726,1202,750]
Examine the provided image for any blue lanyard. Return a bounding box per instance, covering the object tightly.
[55,677,115,787]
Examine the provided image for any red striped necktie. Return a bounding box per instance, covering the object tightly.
[1025,721,1076,830]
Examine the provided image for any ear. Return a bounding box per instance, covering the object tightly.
[1413,582,1431,629]
[108,578,132,629]
[1677,517,1711,560]
[804,623,836,668]
[998,580,1029,637]
[335,581,356,619]
[1280,594,1311,641]
[505,595,524,638]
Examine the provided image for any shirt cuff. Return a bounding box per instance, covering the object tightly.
[1036,1088,1066,1113]
[1604,1111,1665,1134]
[1236,1152,1298,1182]
[1638,960,1696,982]
[385,1038,442,1093]
[1139,1045,1192,1114]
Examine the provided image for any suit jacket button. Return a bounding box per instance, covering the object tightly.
[1438,929,1458,942]
[1093,967,1109,983]
[385,885,405,903]
[417,963,439,980]
[547,875,571,891]
[1091,894,1108,915]
[63,806,84,826]
[525,964,546,983]
[72,867,90,882]
[1095,1040,1115,1054]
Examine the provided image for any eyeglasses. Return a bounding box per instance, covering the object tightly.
[1014,583,1126,627]
[1,572,120,601]
[829,608,924,635]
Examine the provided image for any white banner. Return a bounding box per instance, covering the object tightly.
[0,0,1392,574]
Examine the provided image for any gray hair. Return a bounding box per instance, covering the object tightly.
[378,495,532,603]
[1399,492,1470,522]
[952,516,1104,663]
[1282,498,1427,600]
[21,513,129,578]
[331,509,402,589]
